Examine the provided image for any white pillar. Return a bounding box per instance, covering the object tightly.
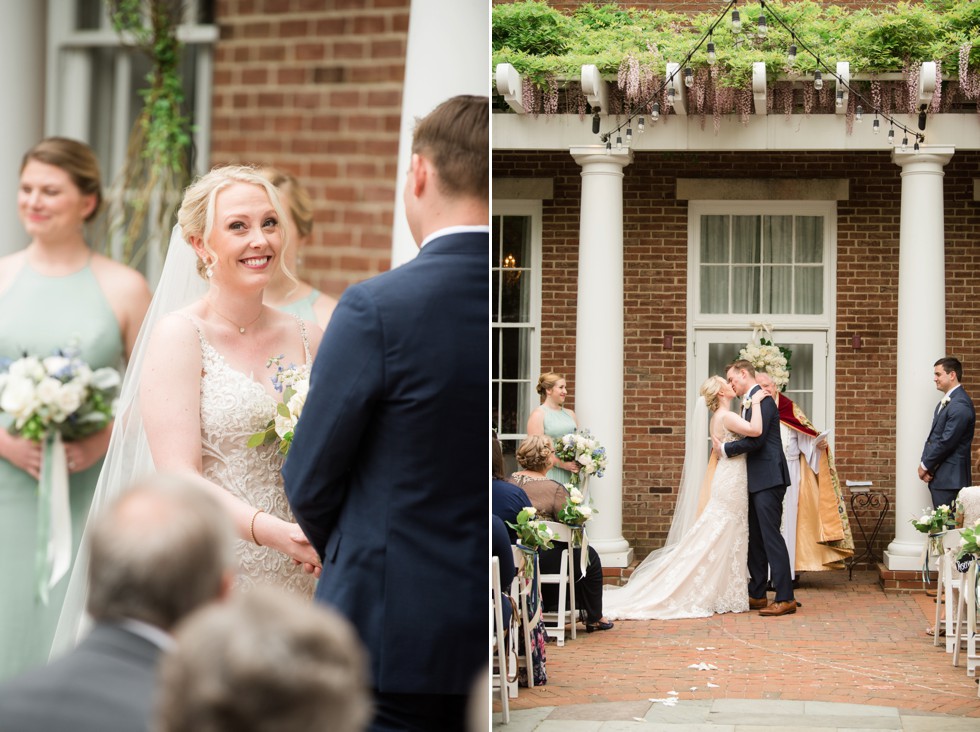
[885,145,955,571]
[0,1,45,255]
[390,0,488,268]
[570,146,633,567]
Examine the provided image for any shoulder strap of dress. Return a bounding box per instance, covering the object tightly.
[293,314,312,363]
[175,312,207,350]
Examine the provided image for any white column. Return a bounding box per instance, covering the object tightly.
[885,145,955,570]
[0,1,45,255]
[570,146,633,567]
[389,0,489,268]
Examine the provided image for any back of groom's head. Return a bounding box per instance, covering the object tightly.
[412,94,488,202]
[86,473,237,631]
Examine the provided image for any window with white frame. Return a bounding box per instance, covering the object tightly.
[491,202,541,472]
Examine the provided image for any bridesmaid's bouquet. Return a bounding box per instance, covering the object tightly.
[248,355,310,456]
[555,429,607,486]
[0,347,121,441]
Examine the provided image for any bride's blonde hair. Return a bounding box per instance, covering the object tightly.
[699,376,726,412]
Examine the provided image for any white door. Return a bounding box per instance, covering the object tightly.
[692,329,831,431]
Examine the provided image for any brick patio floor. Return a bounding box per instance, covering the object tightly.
[497,570,980,720]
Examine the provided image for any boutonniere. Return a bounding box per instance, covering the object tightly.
[940,395,951,408]
[741,396,752,411]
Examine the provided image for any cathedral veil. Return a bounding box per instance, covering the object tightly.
[51,225,206,654]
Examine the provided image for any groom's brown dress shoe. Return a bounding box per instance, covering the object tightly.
[749,596,768,610]
[759,600,797,616]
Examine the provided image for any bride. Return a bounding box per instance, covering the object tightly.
[604,376,763,619]
[54,166,321,650]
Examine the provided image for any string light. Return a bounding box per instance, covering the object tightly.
[813,71,823,90]
[626,126,633,144]
[887,127,895,145]
[757,13,767,39]
[605,140,612,155]
[707,40,716,65]
[652,102,660,122]
[667,86,676,106]
[856,105,863,122]
[638,116,645,132]
[901,135,908,151]
[592,111,600,135]
[787,42,797,66]
[731,7,741,32]
[616,134,623,150]
[835,89,843,107]
[684,67,694,88]
[872,117,880,134]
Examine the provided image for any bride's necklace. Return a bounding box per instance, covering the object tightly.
[210,302,263,334]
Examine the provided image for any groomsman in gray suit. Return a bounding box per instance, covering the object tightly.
[0,474,237,732]
[919,357,976,509]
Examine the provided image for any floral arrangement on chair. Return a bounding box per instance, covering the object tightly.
[555,429,607,487]
[910,504,957,535]
[507,507,556,552]
[956,519,980,567]
[739,337,792,392]
[556,484,595,528]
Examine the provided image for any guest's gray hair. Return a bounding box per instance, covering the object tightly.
[156,587,371,732]
[86,473,237,630]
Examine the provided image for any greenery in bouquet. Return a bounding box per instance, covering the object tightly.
[956,519,980,565]
[506,507,555,552]
[739,338,791,391]
[910,503,957,535]
[556,484,596,527]
[0,348,121,442]
[247,355,310,456]
[554,429,607,487]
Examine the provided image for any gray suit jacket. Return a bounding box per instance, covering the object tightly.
[0,623,162,732]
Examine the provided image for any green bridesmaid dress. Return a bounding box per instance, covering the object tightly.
[276,288,321,322]
[539,405,577,486]
[0,260,123,680]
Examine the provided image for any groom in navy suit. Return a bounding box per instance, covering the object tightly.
[918,357,976,509]
[283,95,487,731]
[714,359,796,617]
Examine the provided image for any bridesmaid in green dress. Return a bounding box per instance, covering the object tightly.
[0,138,151,679]
[259,168,338,329]
[526,372,580,486]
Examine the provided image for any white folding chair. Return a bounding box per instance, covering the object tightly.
[490,557,514,722]
[537,521,577,646]
[510,546,537,687]
[952,554,980,678]
[936,530,965,652]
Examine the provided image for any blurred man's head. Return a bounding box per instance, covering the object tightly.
[86,473,237,631]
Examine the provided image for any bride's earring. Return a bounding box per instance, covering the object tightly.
[205,259,214,279]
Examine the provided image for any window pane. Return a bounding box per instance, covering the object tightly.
[492,326,500,380]
[764,216,793,263]
[795,267,823,314]
[492,216,501,265]
[708,342,743,379]
[731,266,759,313]
[499,382,520,435]
[732,217,761,263]
[784,343,814,418]
[797,217,823,263]
[492,271,500,321]
[700,265,729,313]
[501,216,530,269]
[763,265,792,314]
[501,328,530,380]
[700,215,729,263]
[500,268,529,323]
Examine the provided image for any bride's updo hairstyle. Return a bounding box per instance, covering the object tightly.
[515,434,553,473]
[536,372,563,398]
[177,164,294,282]
[699,376,726,412]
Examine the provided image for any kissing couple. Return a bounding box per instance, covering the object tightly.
[604,359,796,619]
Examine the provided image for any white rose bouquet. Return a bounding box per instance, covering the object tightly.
[248,355,310,456]
[554,429,608,487]
[739,338,791,391]
[0,347,121,442]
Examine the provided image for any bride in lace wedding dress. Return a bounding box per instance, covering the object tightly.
[604,376,764,619]
[54,167,323,651]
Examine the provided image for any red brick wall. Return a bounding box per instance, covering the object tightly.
[493,147,980,564]
[211,0,410,298]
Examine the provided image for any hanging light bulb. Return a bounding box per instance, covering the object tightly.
[813,71,823,90]
[707,41,716,65]
[638,116,645,133]
[901,135,908,151]
[616,134,623,151]
[605,140,612,155]
[887,127,895,145]
[757,14,767,39]
[914,140,920,152]
[684,67,694,88]
[872,117,880,134]
[592,111,601,135]
[856,105,863,122]
[787,43,797,66]
[626,126,633,144]
[667,86,676,106]
[652,102,660,122]
[835,89,844,108]
[731,8,741,32]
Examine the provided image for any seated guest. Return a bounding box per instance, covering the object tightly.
[509,435,613,633]
[0,473,237,732]
[156,587,370,732]
[492,434,530,542]
[492,514,516,628]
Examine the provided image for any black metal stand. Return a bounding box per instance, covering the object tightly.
[846,490,889,580]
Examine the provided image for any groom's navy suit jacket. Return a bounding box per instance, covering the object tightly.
[283,231,486,697]
[723,386,790,493]
[921,386,975,492]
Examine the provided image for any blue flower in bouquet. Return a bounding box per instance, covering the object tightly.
[555,429,608,486]
[0,346,121,442]
[248,355,310,456]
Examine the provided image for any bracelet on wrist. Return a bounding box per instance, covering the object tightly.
[250,508,265,546]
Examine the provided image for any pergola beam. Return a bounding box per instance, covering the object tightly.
[495,63,525,114]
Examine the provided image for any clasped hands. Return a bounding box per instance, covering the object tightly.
[711,389,766,456]
[917,465,933,483]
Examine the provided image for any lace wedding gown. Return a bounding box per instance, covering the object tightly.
[194,321,316,598]
[604,431,749,619]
